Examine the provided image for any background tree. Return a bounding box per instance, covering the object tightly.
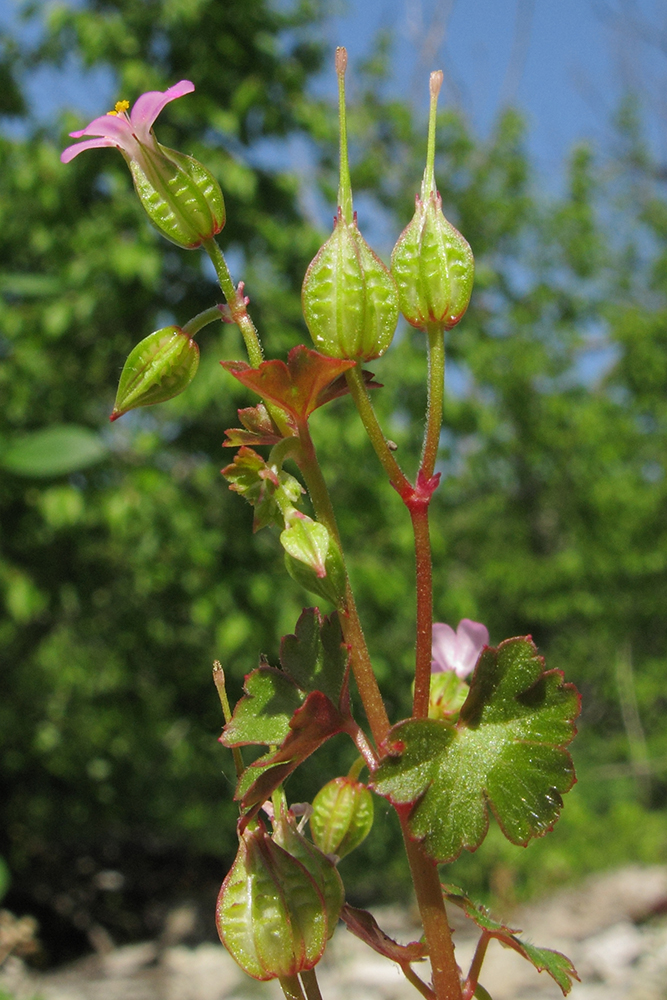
[1,0,666,961]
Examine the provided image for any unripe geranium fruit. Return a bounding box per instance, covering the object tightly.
[217,823,328,981]
[310,776,374,859]
[391,71,474,330]
[110,326,199,420]
[302,48,398,361]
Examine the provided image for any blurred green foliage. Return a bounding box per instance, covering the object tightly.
[1,0,667,958]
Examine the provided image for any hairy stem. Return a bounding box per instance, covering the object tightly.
[402,831,462,1000]
[344,366,411,497]
[410,503,434,718]
[295,424,390,747]
[463,933,491,1000]
[181,305,224,339]
[203,238,264,368]
[401,963,436,1000]
[421,324,445,482]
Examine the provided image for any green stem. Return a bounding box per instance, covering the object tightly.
[402,829,462,1000]
[279,975,307,1000]
[295,424,390,747]
[421,324,445,483]
[344,367,411,497]
[411,503,433,718]
[212,662,244,780]
[181,305,224,339]
[203,238,264,368]
[300,969,324,1000]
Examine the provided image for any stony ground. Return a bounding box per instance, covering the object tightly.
[2,865,667,1000]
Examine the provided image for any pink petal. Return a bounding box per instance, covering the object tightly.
[130,80,195,136]
[456,619,489,675]
[67,113,134,142]
[431,623,458,674]
[60,136,120,163]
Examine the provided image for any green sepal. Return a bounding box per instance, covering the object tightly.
[282,518,346,608]
[220,664,305,747]
[273,809,344,938]
[216,823,327,980]
[372,637,580,863]
[279,607,348,704]
[129,141,225,249]
[310,776,374,858]
[442,884,579,996]
[428,669,470,720]
[391,191,474,330]
[110,326,199,420]
[474,986,493,1000]
[302,210,399,362]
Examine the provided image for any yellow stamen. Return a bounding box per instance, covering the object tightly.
[107,99,130,116]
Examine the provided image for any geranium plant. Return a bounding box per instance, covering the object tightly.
[62,49,581,1000]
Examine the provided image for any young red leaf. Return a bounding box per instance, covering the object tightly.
[221,345,356,424]
[223,403,290,447]
[442,884,579,996]
[340,904,427,965]
[372,637,580,863]
[238,691,346,812]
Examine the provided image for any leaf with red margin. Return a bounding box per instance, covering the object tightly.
[221,346,356,424]
[442,884,579,996]
[371,637,580,864]
[340,904,427,965]
[238,691,346,812]
[220,664,304,748]
[223,403,291,447]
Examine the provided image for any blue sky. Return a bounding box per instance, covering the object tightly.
[2,0,667,188]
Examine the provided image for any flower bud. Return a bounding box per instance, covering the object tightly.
[302,48,398,361]
[281,513,346,608]
[310,777,374,859]
[391,71,474,330]
[217,824,327,981]
[110,326,199,421]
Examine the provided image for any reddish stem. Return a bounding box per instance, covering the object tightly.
[402,827,463,1000]
[462,933,491,1000]
[410,500,434,718]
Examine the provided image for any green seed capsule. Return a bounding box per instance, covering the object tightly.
[110,326,199,421]
[217,824,328,981]
[272,809,344,938]
[391,70,474,331]
[302,47,398,362]
[310,776,374,859]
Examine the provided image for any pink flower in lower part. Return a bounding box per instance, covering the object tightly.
[431,619,489,679]
[61,81,225,249]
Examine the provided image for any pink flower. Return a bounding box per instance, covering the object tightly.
[61,81,195,165]
[61,81,225,250]
[431,619,489,679]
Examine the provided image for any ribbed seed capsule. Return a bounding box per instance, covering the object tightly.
[301,47,398,361]
[110,326,199,421]
[310,776,374,859]
[216,824,328,981]
[272,809,344,938]
[391,70,474,330]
